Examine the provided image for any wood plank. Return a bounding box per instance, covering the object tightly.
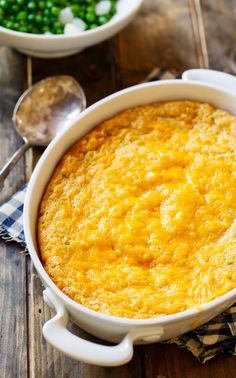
[201,0,236,73]
[144,343,234,378]
[31,41,119,106]
[188,0,209,68]
[0,47,27,200]
[0,47,28,378]
[114,0,201,87]
[0,242,28,378]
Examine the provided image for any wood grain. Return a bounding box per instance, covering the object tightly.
[188,0,209,68]
[0,47,27,200]
[144,343,235,378]
[31,41,119,106]
[1,0,236,377]
[200,0,236,73]
[0,47,28,378]
[114,0,200,87]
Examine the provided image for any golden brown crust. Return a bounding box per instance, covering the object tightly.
[38,101,236,318]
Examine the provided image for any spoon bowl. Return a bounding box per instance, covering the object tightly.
[0,75,86,187]
[13,76,86,146]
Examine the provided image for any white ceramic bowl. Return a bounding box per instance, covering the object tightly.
[0,0,143,58]
[24,69,236,366]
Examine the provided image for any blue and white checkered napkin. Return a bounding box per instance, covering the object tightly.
[0,185,236,362]
[0,184,26,246]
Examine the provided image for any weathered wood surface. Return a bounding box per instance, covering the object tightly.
[1,0,236,377]
[0,48,28,377]
[201,0,236,73]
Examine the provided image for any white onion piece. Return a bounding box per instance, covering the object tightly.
[64,23,85,35]
[95,1,111,16]
[59,7,74,24]
[72,18,86,32]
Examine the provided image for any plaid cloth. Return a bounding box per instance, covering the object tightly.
[169,306,236,362]
[0,184,26,247]
[0,185,236,363]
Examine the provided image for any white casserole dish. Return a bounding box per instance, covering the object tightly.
[24,69,236,366]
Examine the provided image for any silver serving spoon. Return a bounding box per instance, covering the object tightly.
[0,75,86,187]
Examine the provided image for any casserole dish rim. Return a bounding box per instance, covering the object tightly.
[24,79,236,326]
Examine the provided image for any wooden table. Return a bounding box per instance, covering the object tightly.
[1,1,236,377]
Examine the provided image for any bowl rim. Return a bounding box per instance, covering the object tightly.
[24,79,236,326]
[0,0,144,40]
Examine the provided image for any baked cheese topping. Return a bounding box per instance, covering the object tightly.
[38,101,236,318]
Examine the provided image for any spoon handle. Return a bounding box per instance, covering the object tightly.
[0,142,31,188]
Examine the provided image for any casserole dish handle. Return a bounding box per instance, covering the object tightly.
[43,288,163,366]
[182,69,236,94]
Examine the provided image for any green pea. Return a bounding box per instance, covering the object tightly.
[54,27,63,34]
[43,9,50,17]
[42,25,50,33]
[0,0,118,34]
[53,21,63,29]
[27,13,34,21]
[42,16,49,25]
[19,25,28,32]
[70,5,80,16]
[110,3,116,15]
[46,1,53,8]
[77,10,85,19]
[12,5,20,12]
[13,22,20,30]
[35,14,43,24]
[27,2,37,10]
[86,11,95,23]
[51,7,60,16]
[6,21,14,29]
[31,27,39,33]
[89,23,98,29]
[18,11,27,21]
[38,1,46,10]
[0,1,7,9]
[98,16,108,25]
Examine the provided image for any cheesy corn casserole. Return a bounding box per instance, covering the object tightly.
[38,101,236,319]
